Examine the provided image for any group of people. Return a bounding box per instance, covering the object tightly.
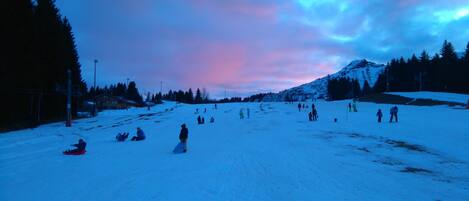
[297,103,310,111]
[308,104,318,121]
[115,127,146,141]
[376,106,399,123]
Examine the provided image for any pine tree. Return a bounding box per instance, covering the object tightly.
[195,88,203,103]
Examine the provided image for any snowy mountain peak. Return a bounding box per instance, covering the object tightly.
[262,59,386,101]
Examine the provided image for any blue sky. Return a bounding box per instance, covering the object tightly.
[56,0,469,98]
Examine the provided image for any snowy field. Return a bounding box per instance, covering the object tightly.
[1,99,469,201]
[387,91,469,104]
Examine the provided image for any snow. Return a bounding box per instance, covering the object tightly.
[387,91,469,104]
[1,99,469,201]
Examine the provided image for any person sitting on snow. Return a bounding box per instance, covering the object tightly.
[64,139,87,154]
[116,132,129,141]
[179,124,189,152]
[131,127,146,141]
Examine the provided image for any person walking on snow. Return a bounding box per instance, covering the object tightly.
[389,106,398,123]
[376,109,383,123]
[179,124,189,152]
[312,104,318,121]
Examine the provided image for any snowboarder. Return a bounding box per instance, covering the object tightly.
[297,103,302,111]
[210,117,215,123]
[308,112,312,121]
[131,127,146,141]
[240,109,244,119]
[63,139,87,155]
[178,124,189,153]
[377,109,383,123]
[116,132,129,141]
[389,106,398,123]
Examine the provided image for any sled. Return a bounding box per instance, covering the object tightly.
[63,149,86,155]
[173,142,187,154]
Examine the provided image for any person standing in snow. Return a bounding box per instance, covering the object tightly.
[179,124,189,153]
[298,103,302,111]
[352,99,358,112]
[240,108,244,119]
[312,104,318,121]
[308,112,313,121]
[210,117,215,123]
[197,115,202,124]
[376,109,383,123]
[131,127,146,141]
[389,106,398,123]
[247,108,250,118]
[348,103,352,112]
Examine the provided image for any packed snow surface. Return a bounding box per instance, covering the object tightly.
[387,91,469,104]
[1,99,469,201]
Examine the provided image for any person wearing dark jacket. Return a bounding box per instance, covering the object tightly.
[197,115,202,124]
[116,132,129,141]
[297,103,301,111]
[131,127,146,141]
[64,139,87,154]
[377,109,383,123]
[179,124,189,152]
[308,112,312,121]
[312,104,318,121]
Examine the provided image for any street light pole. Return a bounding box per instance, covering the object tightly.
[93,59,98,116]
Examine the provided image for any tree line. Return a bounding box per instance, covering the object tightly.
[328,40,469,100]
[84,81,145,105]
[1,0,86,129]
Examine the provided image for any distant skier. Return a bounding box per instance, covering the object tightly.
[178,124,189,153]
[131,127,146,141]
[240,108,244,119]
[297,103,301,111]
[376,109,383,123]
[389,106,398,123]
[116,132,129,141]
[308,112,312,121]
[63,139,87,155]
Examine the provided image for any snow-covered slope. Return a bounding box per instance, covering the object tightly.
[387,91,469,104]
[263,59,385,101]
[1,98,469,201]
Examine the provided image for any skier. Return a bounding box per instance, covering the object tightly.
[297,103,301,111]
[131,127,146,141]
[116,132,129,141]
[240,108,244,119]
[179,124,189,153]
[63,139,87,155]
[376,109,383,123]
[308,112,312,121]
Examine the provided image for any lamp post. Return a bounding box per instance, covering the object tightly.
[93,59,98,116]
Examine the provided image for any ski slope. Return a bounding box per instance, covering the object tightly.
[1,100,469,201]
[387,91,469,104]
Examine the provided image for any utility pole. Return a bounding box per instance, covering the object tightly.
[66,69,72,127]
[93,59,98,116]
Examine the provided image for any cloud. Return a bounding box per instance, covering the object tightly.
[56,0,469,98]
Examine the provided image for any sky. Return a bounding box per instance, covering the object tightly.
[55,0,469,98]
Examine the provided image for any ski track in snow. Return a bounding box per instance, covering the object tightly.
[1,100,469,201]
